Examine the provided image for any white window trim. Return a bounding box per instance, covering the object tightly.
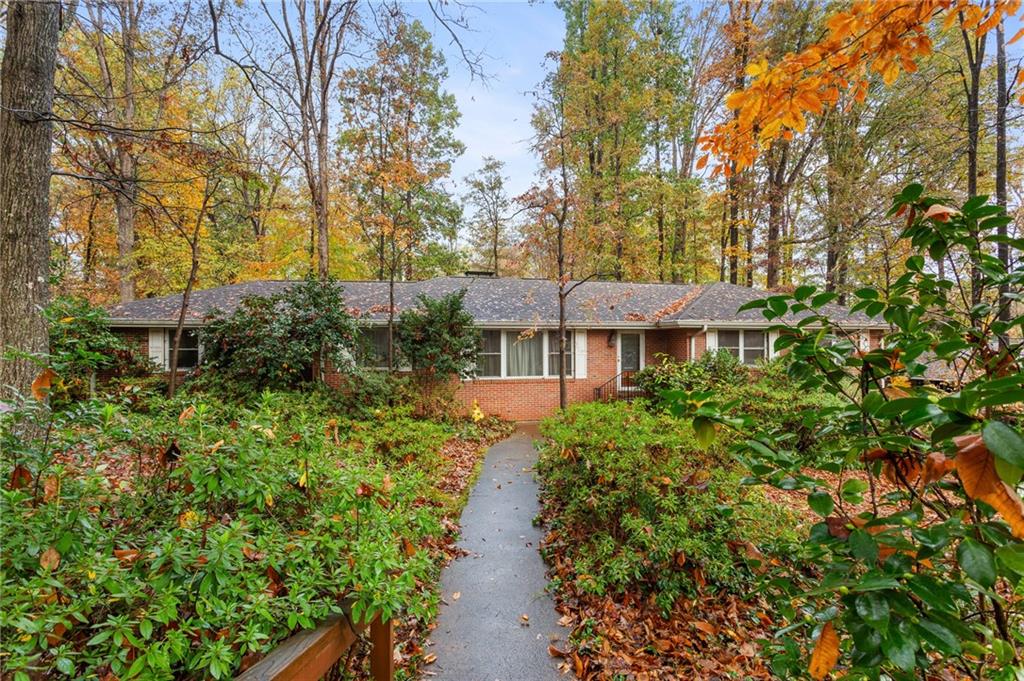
[715,329,768,365]
[474,328,577,380]
[163,328,202,370]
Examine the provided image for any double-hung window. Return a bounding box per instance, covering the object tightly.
[360,327,390,368]
[717,329,767,365]
[476,329,574,378]
[167,329,201,369]
[478,330,502,377]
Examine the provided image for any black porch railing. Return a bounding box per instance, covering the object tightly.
[593,370,648,402]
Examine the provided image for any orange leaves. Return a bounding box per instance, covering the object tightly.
[809,621,840,680]
[923,204,959,222]
[31,368,57,401]
[702,0,1022,173]
[954,435,1024,538]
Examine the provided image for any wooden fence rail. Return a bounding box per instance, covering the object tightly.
[236,607,394,681]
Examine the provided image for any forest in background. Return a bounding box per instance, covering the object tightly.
[18,0,1024,307]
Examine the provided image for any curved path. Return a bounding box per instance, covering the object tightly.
[426,424,565,681]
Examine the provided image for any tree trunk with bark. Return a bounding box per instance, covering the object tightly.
[996,22,1009,324]
[0,1,61,401]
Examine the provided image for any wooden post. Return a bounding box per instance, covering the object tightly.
[369,616,395,681]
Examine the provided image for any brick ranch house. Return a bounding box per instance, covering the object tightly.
[105,275,885,421]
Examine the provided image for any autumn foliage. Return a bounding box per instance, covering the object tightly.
[702,0,1024,174]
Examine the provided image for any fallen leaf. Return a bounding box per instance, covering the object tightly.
[114,549,141,565]
[548,644,567,657]
[809,621,840,680]
[451,591,461,601]
[423,653,437,664]
[39,547,60,571]
[178,405,195,424]
[7,465,32,490]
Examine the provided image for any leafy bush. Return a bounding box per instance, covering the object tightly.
[0,384,497,679]
[201,278,360,389]
[395,290,481,416]
[634,348,746,395]
[668,187,1024,679]
[44,297,154,402]
[537,401,796,614]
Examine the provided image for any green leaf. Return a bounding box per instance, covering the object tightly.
[692,416,716,448]
[855,592,890,632]
[841,478,869,504]
[915,620,960,655]
[982,421,1024,469]
[995,544,1024,576]
[807,491,834,517]
[849,529,879,563]
[882,621,919,671]
[957,539,996,588]
[794,285,815,301]
[899,183,924,202]
[994,456,1024,487]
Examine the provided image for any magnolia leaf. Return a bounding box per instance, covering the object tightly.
[809,621,840,680]
[982,421,1024,469]
[957,539,996,588]
[954,435,1024,538]
[808,491,834,517]
[178,405,195,424]
[7,465,32,490]
[31,368,57,401]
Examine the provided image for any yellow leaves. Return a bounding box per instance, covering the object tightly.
[954,435,1024,539]
[178,509,201,528]
[809,621,840,680]
[471,401,485,423]
[264,491,275,508]
[704,0,1021,173]
[31,368,56,401]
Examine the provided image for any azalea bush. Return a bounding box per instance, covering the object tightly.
[537,401,797,614]
[634,348,746,394]
[0,385,503,679]
[667,186,1024,679]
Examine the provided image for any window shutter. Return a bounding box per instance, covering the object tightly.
[768,330,780,358]
[573,329,587,379]
[148,328,167,369]
[705,329,718,351]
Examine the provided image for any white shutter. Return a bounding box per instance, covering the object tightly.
[705,329,718,351]
[573,329,587,379]
[148,328,167,369]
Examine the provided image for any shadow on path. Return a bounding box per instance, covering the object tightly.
[426,424,565,681]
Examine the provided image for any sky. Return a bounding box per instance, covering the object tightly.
[404,1,566,201]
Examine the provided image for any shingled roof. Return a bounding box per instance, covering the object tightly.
[106,276,881,328]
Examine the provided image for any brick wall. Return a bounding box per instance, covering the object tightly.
[112,328,148,357]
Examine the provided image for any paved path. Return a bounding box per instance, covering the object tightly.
[427,424,565,681]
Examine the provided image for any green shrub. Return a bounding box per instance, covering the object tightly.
[201,278,360,389]
[0,386,473,680]
[537,401,796,614]
[44,297,154,403]
[634,348,746,395]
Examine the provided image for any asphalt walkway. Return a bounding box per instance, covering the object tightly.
[426,424,565,681]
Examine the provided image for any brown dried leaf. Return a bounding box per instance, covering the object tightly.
[7,465,32,490]
[39,547,60,572]
[809,621,840,680]
[955,434,1024,538]
[178,405,195,424]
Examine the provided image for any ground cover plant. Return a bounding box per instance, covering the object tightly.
[0,378,510,680]
[537,400,798,678]
[669,187,1024,679]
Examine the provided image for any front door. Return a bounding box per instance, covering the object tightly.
[618,332,642,390]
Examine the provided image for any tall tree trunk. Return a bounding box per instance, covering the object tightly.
[996,22,1009,324]
[167,241,200,397]
[114,187,137,302]
[0,0,60,401]
[961,27,986,306]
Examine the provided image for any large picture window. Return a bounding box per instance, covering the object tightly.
[717,329,767,365]
[475,329,575,378]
